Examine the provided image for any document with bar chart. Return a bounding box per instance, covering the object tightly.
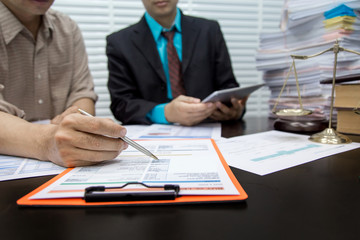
[216,130,360,176]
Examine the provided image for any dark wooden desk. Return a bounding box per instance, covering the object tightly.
[1,117,359,240]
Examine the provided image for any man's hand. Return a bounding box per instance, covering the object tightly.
[210,96,248,121]
[164,95,217,126]
[45,112,128,167]
[51,106,79,125]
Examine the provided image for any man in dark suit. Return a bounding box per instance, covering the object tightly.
[107,0,247,125]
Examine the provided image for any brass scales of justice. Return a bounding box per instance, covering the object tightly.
[272,40,360,144]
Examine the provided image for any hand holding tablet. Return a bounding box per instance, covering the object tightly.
[202,83,265,104]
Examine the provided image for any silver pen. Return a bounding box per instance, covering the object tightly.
[77,109,158,160]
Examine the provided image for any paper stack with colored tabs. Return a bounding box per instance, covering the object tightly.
[324,4,357,31]
[255,0,360,122]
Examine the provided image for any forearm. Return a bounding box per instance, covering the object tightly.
[72,98,95,115]
[0,112,54,161]
[110,97,158,124]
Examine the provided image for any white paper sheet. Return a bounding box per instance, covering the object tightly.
[129,123,222,139]
[0,155,64,181]
[121,124,149,139]
[30,139,238,199]
[216,130,360,176]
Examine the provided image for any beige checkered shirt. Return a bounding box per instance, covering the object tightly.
[0,2,97,121]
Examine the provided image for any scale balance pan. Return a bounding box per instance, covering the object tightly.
[273,108,312,117]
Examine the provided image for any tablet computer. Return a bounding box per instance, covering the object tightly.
[202,83,265,104]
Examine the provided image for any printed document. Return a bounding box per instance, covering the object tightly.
[216,130,360,176]
[128,123,221,139]
[0,155,64,182]
[30,139,238,199]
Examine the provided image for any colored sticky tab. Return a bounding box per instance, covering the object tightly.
[324,4,356,19]
[323,15,356,30]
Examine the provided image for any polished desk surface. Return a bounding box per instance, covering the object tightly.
[1,117,359,240]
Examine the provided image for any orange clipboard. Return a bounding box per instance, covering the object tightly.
[17,139,247,207]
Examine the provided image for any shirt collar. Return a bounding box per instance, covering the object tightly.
[0,2,53,45]
[145,8,182,41]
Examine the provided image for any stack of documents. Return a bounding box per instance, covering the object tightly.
[256,1,360,119]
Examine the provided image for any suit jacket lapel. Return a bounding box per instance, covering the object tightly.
[181,14,200,74]
[131,16,167,83]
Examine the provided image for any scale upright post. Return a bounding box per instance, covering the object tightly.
[273,40,360,144]
[308,40,360,144]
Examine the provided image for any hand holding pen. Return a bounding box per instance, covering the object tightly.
[77,109,158,160]
[45,106,129,167]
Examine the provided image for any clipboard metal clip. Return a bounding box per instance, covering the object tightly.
[84,182,180,202]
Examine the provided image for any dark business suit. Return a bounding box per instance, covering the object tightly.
[107,12,239,124]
